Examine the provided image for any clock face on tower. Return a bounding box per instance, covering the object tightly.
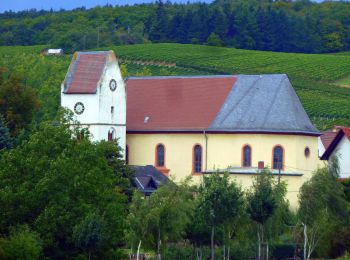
[109,79,117,91]
[74,102,85,115]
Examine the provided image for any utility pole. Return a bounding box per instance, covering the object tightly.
[278,161,282,184]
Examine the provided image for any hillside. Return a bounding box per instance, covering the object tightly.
[1,43,350,130]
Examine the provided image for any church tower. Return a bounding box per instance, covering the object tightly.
[61,51,126,154]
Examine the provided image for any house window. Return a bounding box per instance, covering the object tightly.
[108,128,115,141]
[273,145,284,170]
[156,144,165,167]
[193,145,202,173]
[242,145,252,167]
[125,145,129,165]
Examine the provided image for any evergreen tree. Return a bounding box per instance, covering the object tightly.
[0,114,12,150]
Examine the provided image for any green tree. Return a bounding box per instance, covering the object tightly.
[0,114,12,150]
[197,172,244,260]
[246,169,282,260]
[0,69,40,137]
[73,212,104,260]
[298,166,349,260]
[126,178,194,260]
[206,33,223,46]
[1,225,42,260]
[0,112,128,258]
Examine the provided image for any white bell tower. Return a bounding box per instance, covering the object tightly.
[61,51,126,155]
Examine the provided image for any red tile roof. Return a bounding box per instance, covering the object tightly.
[320,130,338,149]
[126,76,236,131]
[342,127,350,141]
[321,126,350,160]
[64,52,108,94]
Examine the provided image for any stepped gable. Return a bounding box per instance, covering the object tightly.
[210,74,320,135]
[126,75,319,136]
[126,76,237,131]
[63,51,110,94]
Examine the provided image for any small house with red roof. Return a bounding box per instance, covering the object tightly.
[320,126,350,179]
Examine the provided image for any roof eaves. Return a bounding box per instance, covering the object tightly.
[321,130,345,160]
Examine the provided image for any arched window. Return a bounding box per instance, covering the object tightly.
[108,128,115,141]
[156,144,165,167]
[242,145,252,167]
[273,145,284,170]
[125,145,129,165]
[193,145,202,173]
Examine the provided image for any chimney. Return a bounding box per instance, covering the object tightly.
[258,161,264,169]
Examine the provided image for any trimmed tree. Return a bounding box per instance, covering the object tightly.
[197,172,244,260]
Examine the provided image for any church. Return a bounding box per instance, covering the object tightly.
[61,50,320,207]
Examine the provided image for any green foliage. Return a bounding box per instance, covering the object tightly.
[247,170,278,225]
[0,225,42,260]
[0,112,128,258]
[198,173,244,228]
[206,33,223,47]
[298,167,350,258]
[126,178,194,255]
[0,114,12,150]
[1,1,350,53]
[298,168,349,225]
[0,68,40,137]
[73,212,104,258]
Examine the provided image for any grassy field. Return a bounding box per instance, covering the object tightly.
[1,44,350,130]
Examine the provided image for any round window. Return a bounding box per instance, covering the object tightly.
[304,147,310,158]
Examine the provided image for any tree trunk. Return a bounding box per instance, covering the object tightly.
[137,240,142,260]
[88,251,91,260]
[266,242,269,260]
[157,228,161,260]
[227,246,230,260]
[211,226,215,260]
[303,223,308,260]
[257,225,261,260]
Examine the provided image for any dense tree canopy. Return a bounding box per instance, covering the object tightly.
[1,0,350,53]
[0,113,130,259]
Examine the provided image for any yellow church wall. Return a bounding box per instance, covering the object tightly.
[126,133,319,208]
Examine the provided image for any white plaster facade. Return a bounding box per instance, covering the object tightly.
[61,51,126,156]
[329,136,350,178]
[318,137,326,158]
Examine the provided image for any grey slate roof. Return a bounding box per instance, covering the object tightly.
[131,165,169,195]
[209,74,320,135]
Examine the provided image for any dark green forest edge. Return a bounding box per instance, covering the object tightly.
[1,0,350,54]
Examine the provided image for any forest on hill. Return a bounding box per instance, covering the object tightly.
[1,0,350,54]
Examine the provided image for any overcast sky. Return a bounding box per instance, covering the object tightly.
[0,0,327,13]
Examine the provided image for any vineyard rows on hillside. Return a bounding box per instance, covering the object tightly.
[1,44,350,130]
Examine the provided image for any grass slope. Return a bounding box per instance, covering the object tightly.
[1,44,349,130]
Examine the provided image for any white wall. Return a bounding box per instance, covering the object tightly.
[318,137,325,158]
[331,136,350,178]
[61,51,126,156]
